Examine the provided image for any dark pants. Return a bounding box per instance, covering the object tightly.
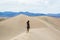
[27,27,30,32]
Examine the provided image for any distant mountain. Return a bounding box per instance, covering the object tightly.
[0,12,60,18]
[46,14,60,18]
[0,12,45,17]
[0,12,19,17]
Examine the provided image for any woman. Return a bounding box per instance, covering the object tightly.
[27,20,30,32]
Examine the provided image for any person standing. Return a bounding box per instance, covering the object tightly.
[27,20,30,32]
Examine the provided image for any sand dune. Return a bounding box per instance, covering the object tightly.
[0,14,60,40]
[34,16,60,30]
[10,28,60,40]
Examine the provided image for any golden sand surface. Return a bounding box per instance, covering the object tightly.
[0,14,60,40]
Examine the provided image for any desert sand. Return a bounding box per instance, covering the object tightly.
[0,14,60,40]
[10,28,60,40]
[34,16,60,30]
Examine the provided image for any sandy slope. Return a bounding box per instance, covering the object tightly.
[34,16,60,30]
[0,14,60,40]
[0,14,47,40]
[10,28,60,40]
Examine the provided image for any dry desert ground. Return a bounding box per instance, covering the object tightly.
[0,14,60,40]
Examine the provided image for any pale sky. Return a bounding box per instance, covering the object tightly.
[0,0,60,13]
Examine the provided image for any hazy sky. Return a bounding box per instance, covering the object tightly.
[0,0,60,13]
